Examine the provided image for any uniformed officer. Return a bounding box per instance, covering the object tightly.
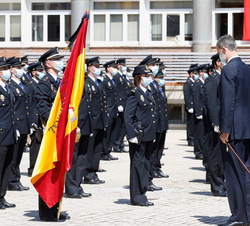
[35,47,69,221]
[183,64,198,147]
[26,62,45,177]
[80,57,107,185]
[8,57,31,191]
[101,60,119,161]
[0,57,16,209]
[149,68,169,179]
[113,58,133,153]
[124,65,157,206]
[203,54,226,196]
[139,54,160,76]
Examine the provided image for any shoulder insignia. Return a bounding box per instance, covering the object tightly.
[42,76,49,82]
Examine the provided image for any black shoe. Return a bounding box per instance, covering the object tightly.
[212,190,227,197]
[108,154,118,160]
[84,178,100,184]
[80,192,92,198]
[148,183,162,191]
[157,170,169,178]
[0,199,16,208]
[97,169,107,173]
[64,193,82,199]
[100,155,111,161]
[59,213,70,220]
[131,201,154,206]
[113,148,122,153]
[20,184,29,191]
[195,154,203,160]
[218,220,245,226]
[151,171,161,178]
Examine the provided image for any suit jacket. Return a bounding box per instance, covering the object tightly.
[183,77,194,111]
[219,57,250,139]
[9,79,32,134]
[0,85,16,145]
[193,78,205,117]
[204,71,220,127]
[35,73,59,123]
[124,87,157,142]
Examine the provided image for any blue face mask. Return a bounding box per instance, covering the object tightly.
[111,68,118,76]
[203,73,209,80]
[151,65,159,76]
[23,65,29,71]
[141,76,152,87]
[121,66,127,74]
[37,71,46,80]
[1,70,11,81]
[219,52,227,65]
[15,68,25,79]
[194,74,199,80]
[157,78,165,87]
[54,60,64,72]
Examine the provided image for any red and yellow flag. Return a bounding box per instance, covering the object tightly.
[31,11,89,208]
[243,0,250,40]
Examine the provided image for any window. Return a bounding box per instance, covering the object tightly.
[150,1,192,9]
[151,14,162,41]
[167,15,180,41]
[215,0,243,8]
[94,15,106,41]
[110,15,123,41]
[215,14,227,39]
[233,13,243,40]
[0,16,5,42]
[94,2,139,10]
[31,2,71,43]
[128,15,139,41]
[10,16,21,41]
[0,3,21,10]
[185,14,193,41]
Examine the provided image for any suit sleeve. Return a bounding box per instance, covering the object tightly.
[219,66,236,134]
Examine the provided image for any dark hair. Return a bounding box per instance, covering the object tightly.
[133,74,142,87]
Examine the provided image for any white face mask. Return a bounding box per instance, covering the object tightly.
[15,68,25,79]
[157,78,165,87]
[54,60,64,72]
[219,50,227,65]
[121,66,127,74]
[151,65,159,76]
[111,68,118,76]
[36,71,46,80]
[203,73,209,80]
[141,76,152,87]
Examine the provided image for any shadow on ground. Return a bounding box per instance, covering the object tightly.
[190,191,212,196]
[189,179,208,184]
[24,210,69,222]
[114,199,131,205]
[192,215,228,225]
[190,167,205,171]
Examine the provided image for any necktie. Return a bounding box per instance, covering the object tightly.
[19,82,26,93]
[145,90,149,96]
[112,78,116,87]
[159,87,165,99]
[4,84,9,93]
[56,78,61,87]
[95,80,99,87]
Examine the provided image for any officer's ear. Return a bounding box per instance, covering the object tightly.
[44,60,52,69]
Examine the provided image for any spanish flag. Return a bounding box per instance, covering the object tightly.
[31,11,89,208]
[243,0,250,40]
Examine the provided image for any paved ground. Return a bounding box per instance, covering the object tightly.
[2,129,230,226]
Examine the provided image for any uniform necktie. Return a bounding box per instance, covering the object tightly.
[4,84,9,93]
[56,78,61,87]
[145,90,149,96]
[159,87,165,98]
[112,78,116,87]
[95,80,99,87]
[19,82,26,93]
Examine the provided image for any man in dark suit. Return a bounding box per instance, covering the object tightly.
[0,57,16,209]
[35,47,69,221]
[8,58,31,191]
[217,35,250,226]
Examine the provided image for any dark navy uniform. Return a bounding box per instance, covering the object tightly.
[0,80,16,207]
[125,86,157,205]
[8,76,32,190]
[204,69,226,194]
[183,76,195,146]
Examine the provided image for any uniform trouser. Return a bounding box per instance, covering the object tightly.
[103,118,117,154]
[155,131,166,169]
[222,139,250,223]
[28,132,41,175]
[0,144,14,199]
[207,129,225,193]
[84,129,104,180]
[186,112,194,143]
[39,196,59,220]
[9,134,27,188]
[150,132,161,176]
[129,141,153,204]
[65,141,85,195]
[113,113,126,150]
[193,118,203,157]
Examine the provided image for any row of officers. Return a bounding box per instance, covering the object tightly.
[183,53,227,198]
[0,48,169,221]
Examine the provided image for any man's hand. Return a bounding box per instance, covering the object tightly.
[220,132,229,144]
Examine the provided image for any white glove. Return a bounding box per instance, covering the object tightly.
[118,105,124,112]
[129,137,138,144]
[16,130,20,138]
[29,128,34,135]
[188,108,194,113]
[196,115,203,120]
[90,133,93,137]
[214,125,220,133]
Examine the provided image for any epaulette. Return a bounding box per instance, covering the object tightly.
[210,71,217,78]
[148,86,152,91]
[128,88,136,96]
[41,76,49,82]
